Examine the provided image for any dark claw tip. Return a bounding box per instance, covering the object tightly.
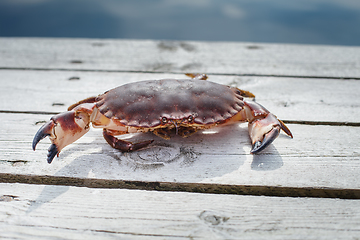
[32,129,49,151]
[32,121,53,151]
[47,144,59,164]
[250,141,263,154]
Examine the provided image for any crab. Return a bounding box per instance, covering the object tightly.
[33,74,293,163]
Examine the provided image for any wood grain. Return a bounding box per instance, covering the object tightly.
[1,37,359,239]
[1,183,360,239]
[1,112,359,191]
[1,38,360,78]
[1,69,359,123]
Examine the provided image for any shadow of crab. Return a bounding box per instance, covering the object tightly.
[51,124,247,181]
[108,125,245,163]
[43,123,284,184]
[26,124,285,214]
[123,143,197,168]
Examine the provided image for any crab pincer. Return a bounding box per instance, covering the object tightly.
[32,110,90,163]
[32,119,57,163]
[249,113,293,153]
[244,101,293,154]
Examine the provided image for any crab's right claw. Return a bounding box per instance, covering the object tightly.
[32,111,90,164]
[32,120,59,163]
[46,144,59,164]
[32,120,54,151]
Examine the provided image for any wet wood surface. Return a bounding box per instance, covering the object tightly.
[0,38,359,239]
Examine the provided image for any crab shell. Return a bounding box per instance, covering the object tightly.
[95,79,244,129]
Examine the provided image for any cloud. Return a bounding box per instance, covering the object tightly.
[222,4,246,19]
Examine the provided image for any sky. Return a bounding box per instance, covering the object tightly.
[1,0,359,46]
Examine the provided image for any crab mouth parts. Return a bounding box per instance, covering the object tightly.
[169,120,183,135]
[161,115,197,133]
[168,118,198,136]
[153,116,200,140]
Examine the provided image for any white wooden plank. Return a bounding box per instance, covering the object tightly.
[1,113,359,191]
[1,69,359,123]
[2,37,359,239]
[1,38,360,78]
[1,183,359,240]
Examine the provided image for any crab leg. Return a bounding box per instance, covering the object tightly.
[244,101,293,153]
[32,110,91,163]
[103,129,154,152]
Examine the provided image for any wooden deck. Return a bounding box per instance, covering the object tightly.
[0,37,359,239]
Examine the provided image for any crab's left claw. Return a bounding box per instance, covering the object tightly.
[244,101,293,154]
[250,123,281,154]
[249,113,293,154]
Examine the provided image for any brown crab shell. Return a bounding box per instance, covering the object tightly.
[95,79,245,128]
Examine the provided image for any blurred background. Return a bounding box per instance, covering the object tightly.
[1,0,359,46]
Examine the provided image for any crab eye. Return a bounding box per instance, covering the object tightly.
[187,115,194,122]
[161,117,168,124]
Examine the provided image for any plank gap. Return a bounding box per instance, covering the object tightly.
[0,110,59,115]
[1,173,359,200]
[1,67,360,81]
[282,120,360,127]
[1,110,359,127]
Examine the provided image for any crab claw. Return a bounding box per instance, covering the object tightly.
[47,144,59,164]
[32,120,55,151]
[250,125,280,154]
[32,120,59,163]
[32,111,90,163]
[248,113,293,154]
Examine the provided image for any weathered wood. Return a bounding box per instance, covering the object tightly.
[1,183,360,240]
[1,112,359,191]
[1,38,360,78]
[1,37,359,238]
[0,39,359,192]
[2,173,360,200]
[1,69,359,123]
